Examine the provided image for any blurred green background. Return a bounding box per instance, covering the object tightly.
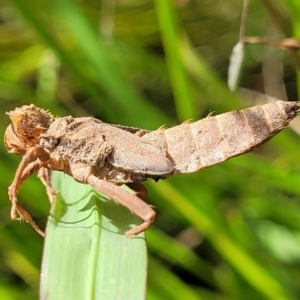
[1,0,300,299]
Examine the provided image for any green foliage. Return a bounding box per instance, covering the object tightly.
[0,0,300,299]
[41,172,147,300]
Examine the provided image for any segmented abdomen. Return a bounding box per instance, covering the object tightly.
[164,101,299,174]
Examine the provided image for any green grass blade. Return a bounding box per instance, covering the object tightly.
[154,0,194,121]
[146,227,217,286]
[148,180,291,300]
[40,171,147,300]
[179,36,244,111]
[9,0,168,127]
[51,0,168,127]
[148,257,202,300]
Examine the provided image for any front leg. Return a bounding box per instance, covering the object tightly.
[9,146,66,236]
[9,147,50,221]
[9,158,46,237]
[87,175,156,236]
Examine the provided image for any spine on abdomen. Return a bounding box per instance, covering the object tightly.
[164,101,299,174]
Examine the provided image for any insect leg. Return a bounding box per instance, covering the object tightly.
[13,200,45,237]
[38,168,57,204]
[86,175,156,236]
[9,146,50,195]
[9,146,51,236]
[9,159,45,237]
[9,160,43,219]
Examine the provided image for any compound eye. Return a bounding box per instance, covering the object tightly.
[7,110,28,135]
[4,124,27,155]
[6,107,45,143]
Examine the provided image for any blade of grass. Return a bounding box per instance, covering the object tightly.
[148,257,202,300]
[179,35,244,111]
[40,171,147,300]
[9,0,168,127]
[154,0,194,121]
[148,179,291,300]
[147,227,217,287]
[228,154,300,195]
[51,0,169,127]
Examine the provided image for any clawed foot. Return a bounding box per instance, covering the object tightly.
[125,220,153,237]
[8,183,45,237]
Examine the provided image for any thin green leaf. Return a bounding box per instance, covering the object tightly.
[41,172,147,300]
[147,227,217,287]
[148,180,292,300]
[9,0,168,127]
[148,257,202,300]
[154,0,194,121]
[179,36,244,111]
